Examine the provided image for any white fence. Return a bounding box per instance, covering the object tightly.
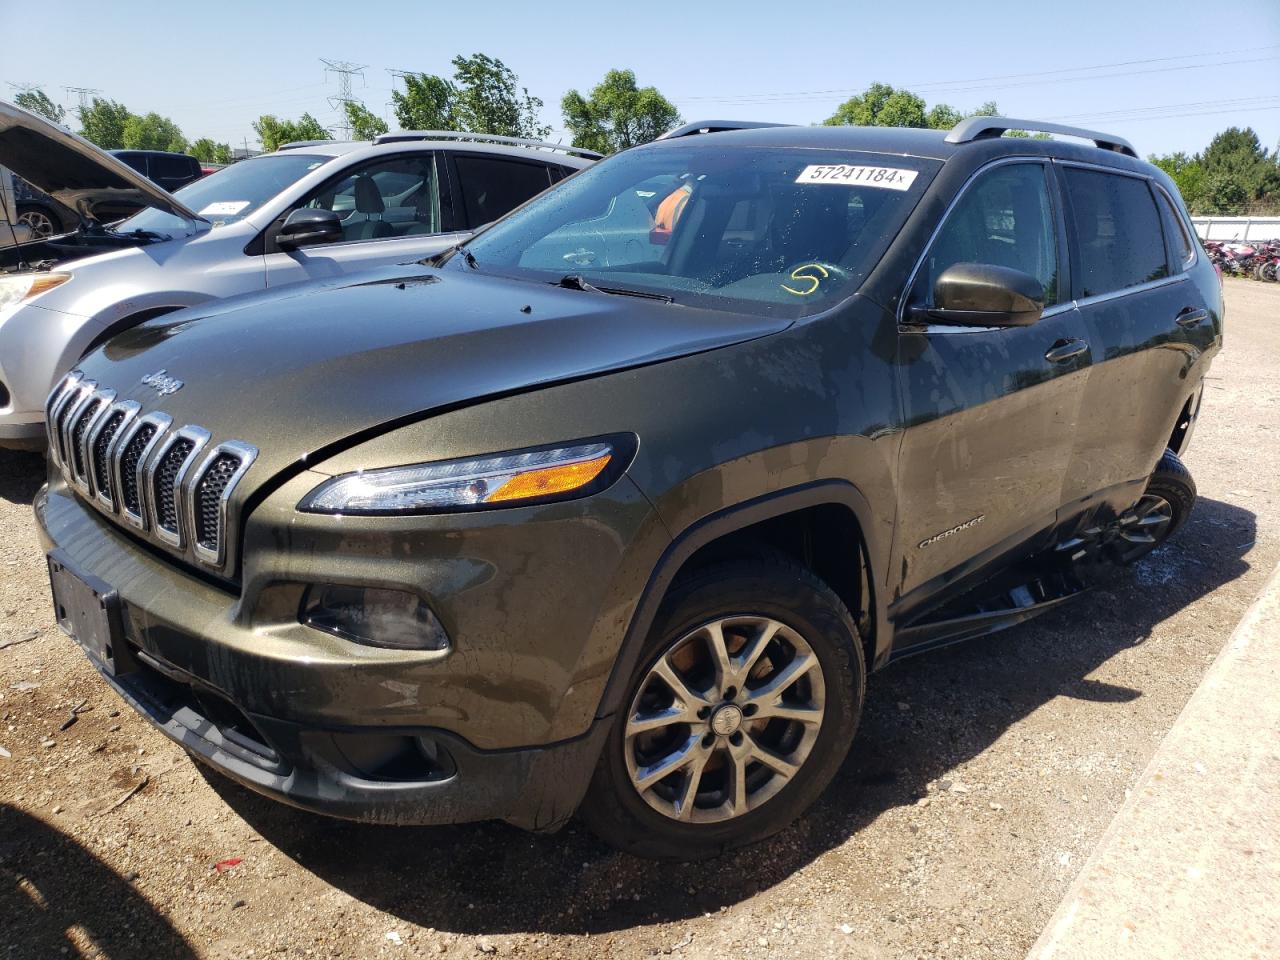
[1191,217,1280,242]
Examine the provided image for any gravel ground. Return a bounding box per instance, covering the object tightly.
[2,279,1278,960]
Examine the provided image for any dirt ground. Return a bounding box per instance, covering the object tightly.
[2,278,1278,960]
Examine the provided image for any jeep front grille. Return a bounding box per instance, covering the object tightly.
[46,373,257,574]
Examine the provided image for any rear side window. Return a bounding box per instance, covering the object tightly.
[1155,189,1196,269]
[152,154,194,181]
[454,156,552,227]
[911,162,1059,308]
[1063,168,1168,297]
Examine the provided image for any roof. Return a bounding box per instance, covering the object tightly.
[269,137,595,167]
[643,118,1144,168]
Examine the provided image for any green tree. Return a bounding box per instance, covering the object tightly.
[190,137,233,164]
[342,100,389,140]
[1150,151,1207,210]
[561,68,680,154]
[14,89,65,125]
[1199,127,1280,211]
[392,72,459,131]
[252,113,331,152]
[391,54,548,138]
[121,112,187,152]
[925,103,963,130]
[826,84,997,131]
[77,98,132,149]
[451,53,549,138]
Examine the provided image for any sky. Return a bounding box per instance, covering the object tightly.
[2,0,1278,158]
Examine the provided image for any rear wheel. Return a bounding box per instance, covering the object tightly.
[579,558,864,860]
[1111,448,1196,565]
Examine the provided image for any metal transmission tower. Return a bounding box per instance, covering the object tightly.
[64,86,102,110]
[321,59,368,138]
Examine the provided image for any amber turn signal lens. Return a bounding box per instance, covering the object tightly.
[27,274,71,298]
[485,454,612,503]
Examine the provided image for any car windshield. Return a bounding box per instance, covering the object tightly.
[119,153,331,234]
[461,144,939,317]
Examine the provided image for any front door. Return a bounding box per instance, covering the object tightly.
[264,152,464,288]
[893,160,1091,613]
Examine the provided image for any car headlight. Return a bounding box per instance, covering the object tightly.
[298,438,628,515]
[0,272,71,311]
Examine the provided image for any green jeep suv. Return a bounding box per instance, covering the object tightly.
[36,117,1220,859]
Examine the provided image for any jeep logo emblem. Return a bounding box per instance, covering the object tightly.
[140,370,184,397]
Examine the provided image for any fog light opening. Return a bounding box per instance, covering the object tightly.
[302,585,451,651]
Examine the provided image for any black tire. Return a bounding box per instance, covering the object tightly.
[579,557,865,860]
[1112,448,1196,564]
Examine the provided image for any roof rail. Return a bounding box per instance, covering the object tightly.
[277,139,343,151]
[372,130,602,160]
[658,120,793,140]
[945,116,1137,158]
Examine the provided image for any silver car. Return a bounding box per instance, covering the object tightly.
[0,101,597,449]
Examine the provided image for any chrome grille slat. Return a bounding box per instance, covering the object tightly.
[148,426,210,548]
[188,441,258,567]
[90,400,139,511]
[71,390,115,496]
[55,379,95,470]
[114,413,172,529]
[52,374,255,575]
[45,373,82,465]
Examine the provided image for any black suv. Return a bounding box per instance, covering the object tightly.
[36,117,1220,859]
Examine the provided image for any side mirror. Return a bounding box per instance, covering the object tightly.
[276,208,343,250]
[911,262,1045,327]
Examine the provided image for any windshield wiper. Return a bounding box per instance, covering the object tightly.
[553,274,674,303]
[422,243,477,268]
[109,228,168,242]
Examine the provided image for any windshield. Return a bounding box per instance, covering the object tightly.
[462,144,939,317]
[120,153,331,234]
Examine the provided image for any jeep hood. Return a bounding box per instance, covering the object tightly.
[0,99,202,224]
[81,268,790,490]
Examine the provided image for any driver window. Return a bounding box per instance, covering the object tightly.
[911,163,1058,308]
[299,155,440,243]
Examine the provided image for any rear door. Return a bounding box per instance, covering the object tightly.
[263,151,466,288]
[1057,164,1207,510]
[447,153,556,229]
[893,160,1090,608]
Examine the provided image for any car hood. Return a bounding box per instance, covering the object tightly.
[0,100,203,224]
[79,267,789,491]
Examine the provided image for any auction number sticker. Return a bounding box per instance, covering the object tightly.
[795,164,918,191]
[198,201,251,216]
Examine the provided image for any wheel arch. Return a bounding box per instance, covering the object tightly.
[595,480,891,722]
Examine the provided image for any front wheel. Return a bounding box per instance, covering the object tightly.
[579,558,865,860]
[17,205,61,239]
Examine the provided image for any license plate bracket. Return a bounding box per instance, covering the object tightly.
[47,552,136,677]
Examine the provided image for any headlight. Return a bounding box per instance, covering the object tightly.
[0,272,71,311]
[298,439,627,515]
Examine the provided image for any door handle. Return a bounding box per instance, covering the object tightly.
[1045,338,1089,363]
[1175,307,1208,328]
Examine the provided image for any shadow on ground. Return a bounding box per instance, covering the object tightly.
[0,805,198,959]
[0,450,45,506]
[107,498,1275,937]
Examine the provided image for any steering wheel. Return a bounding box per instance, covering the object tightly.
[779,261,850,298]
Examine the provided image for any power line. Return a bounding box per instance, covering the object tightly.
[674,45,1280,104]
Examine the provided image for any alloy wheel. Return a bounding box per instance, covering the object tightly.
[623,615,826,823]
[1113,493,1175,564]
[17,210,55,239]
